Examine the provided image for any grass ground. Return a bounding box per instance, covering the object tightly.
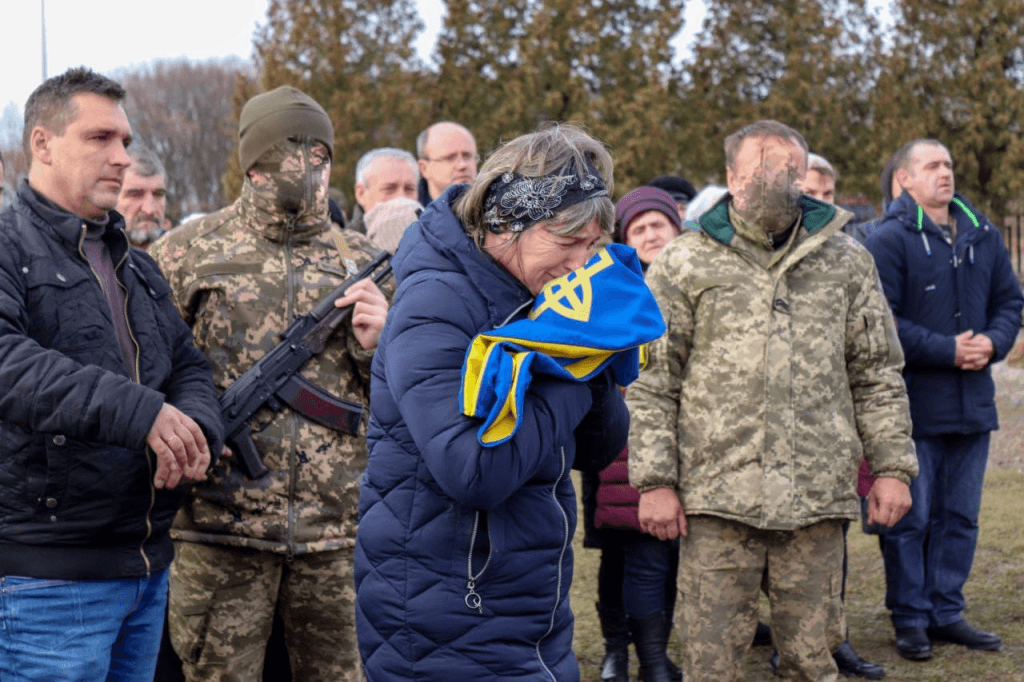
[570,359,1024,681]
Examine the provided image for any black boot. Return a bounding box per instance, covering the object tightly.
[639,615,682,681]
[597,602,631,682]
[630,612,673,682]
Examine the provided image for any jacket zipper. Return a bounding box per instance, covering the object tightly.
[535,446,570,681]
[464,511,492,614]
[285,214,298,560]
[461,300,531,613]
[78,224,153,575]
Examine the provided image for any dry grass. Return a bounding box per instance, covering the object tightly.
[571,360,1024,681]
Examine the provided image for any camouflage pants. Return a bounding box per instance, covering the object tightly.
[168,542,361,682]
[676,516,844,682]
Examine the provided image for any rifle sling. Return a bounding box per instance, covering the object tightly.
[275,374,365,435]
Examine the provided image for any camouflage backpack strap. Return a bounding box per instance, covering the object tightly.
[326,227,361,278]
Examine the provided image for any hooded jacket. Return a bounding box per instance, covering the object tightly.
[149,159,385,555]
[864,192,1024,437]
[0,181,223,579]
[354,186,628,681]
[628,195,917,531]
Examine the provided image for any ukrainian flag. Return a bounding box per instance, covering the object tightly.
[460,243,666,446]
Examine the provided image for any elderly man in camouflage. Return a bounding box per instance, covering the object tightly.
[628,120,918,682]
[150,86,388,681]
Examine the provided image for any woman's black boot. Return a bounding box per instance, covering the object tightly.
[630,612,673,682]
[597,602,631,682]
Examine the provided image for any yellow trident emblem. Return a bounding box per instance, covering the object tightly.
[530,249,614,323]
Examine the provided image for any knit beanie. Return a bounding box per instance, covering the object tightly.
[647,175,697,204]
[615,187,682,242]
[238,86,334,171]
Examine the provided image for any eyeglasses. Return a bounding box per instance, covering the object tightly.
[422,151,480,165]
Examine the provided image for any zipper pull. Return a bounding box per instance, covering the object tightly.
[465,579,483,614]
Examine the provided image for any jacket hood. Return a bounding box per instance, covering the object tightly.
[698,193,840,246]
[884,191,988,238]
[393,185,533,322]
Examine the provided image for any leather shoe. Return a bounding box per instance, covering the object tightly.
[833,640,885,679]
[926,620,1002,651]
[894,626,933,661]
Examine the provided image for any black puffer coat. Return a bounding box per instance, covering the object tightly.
[0,181,223,580]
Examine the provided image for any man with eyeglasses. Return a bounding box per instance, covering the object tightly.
[416,121,479,206]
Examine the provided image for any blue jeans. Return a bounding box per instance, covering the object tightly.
[0,569,168,681]
[597,528,679,619]
[883,432,989,628]
[621,532,679,619]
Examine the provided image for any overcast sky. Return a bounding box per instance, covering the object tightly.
[1,0,705,120]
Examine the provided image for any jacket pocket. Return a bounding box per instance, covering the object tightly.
[23,262,101,354]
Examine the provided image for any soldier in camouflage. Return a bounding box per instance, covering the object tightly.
[627,120,918,682]
[150,86,389,682]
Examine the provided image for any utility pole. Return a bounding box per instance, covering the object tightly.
[41,0,47,80]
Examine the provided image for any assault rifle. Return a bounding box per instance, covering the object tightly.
[220,251,391,479]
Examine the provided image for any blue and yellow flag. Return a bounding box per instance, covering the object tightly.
[460,243,666,446]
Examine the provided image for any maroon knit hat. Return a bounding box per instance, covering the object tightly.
[615,186,682,243]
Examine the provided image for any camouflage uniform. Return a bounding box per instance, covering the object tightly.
[627,196,917,682]
[150,141,385,682]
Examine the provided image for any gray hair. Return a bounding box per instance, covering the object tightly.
[24,66,125,158]
[454,123,614,246]
[127,145,165,179]
[724,120,808,170]
[355,147,417,185]
[807,153,837,181]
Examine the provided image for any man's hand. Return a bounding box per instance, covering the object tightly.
[335,279,388,350]
[146,403,211,489]
[866,476,912,527]
[955,330,994,370]
[638,487,687,540]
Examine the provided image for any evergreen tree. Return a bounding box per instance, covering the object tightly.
[242,0,429,207]
[679,0,881,196]
[432,0,685,195]
[876,0,1024,218]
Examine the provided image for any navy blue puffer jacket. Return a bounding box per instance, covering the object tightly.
[355,186,628,681]
[864,192,1023,437]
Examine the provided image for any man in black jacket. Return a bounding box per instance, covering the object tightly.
[0,67,223,682]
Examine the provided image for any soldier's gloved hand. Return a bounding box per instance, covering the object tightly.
[146,403,211,489]
[335,278,389,349]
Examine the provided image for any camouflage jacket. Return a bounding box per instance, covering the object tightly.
[150,185,386,555]
[627,195,917,531]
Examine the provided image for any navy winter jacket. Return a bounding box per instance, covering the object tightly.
[864,192,1023,437]
[0,181,223,580]
[354,186,628,681]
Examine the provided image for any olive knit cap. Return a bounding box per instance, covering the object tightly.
[238,86,334,171]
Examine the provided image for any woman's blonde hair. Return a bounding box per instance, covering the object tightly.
[455,123,615,245]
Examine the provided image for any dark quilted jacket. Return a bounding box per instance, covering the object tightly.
[0,181,223,580]
[355,186,628,681]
